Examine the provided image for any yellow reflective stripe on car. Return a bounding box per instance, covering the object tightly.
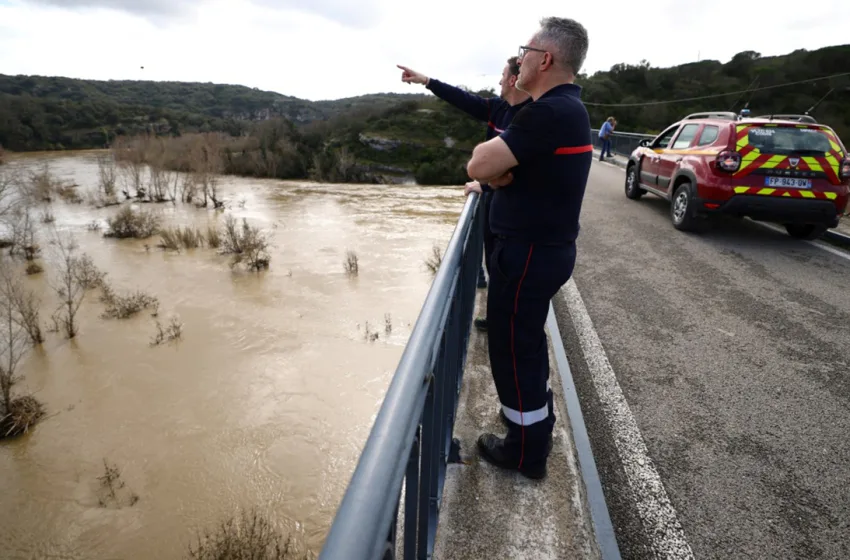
[733,186,838,200]
[760,155,786,169]
[801,157,824,171]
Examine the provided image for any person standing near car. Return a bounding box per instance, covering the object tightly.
[397,58,530,331]
[463,16,592,479]
[599,116,615,159]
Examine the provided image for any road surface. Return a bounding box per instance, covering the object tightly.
[553,160,850,559]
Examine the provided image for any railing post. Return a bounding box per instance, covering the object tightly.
[417,371,439,560]
[403,427,420,558]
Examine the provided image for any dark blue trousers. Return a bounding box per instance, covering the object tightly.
[600,137,612,158]
[487,237,576,469]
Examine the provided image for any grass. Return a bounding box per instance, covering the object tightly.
[206,226,221,249]
[96,459,139,508]
[158,226,205,251]
[1,395,45,438]
[343,250,359,275]
[187,509,314,560]
[151,316,183,346]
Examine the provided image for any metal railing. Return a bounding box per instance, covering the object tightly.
[320,192,484,560]
[591,128,655,157]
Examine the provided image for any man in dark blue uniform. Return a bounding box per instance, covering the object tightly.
[398,59,530,329]
[465,16,592,479]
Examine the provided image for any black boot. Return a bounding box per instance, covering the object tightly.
[477,433,547,480]
[498,410,554,454]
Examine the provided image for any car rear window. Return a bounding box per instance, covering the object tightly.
[747,126,833,155]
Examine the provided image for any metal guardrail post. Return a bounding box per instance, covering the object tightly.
[320,193,483,560]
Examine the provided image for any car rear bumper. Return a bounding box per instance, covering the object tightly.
[697,195,840,227]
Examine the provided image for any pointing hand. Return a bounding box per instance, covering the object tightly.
[397,65,429,86]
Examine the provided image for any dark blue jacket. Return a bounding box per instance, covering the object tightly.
[496,84,592,244]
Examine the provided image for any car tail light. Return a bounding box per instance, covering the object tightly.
[716,150,741,172]
[841,157,850,180]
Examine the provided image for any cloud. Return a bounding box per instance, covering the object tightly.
[251,0,385,29]
[2,0,849,101]
[22,0,188,17]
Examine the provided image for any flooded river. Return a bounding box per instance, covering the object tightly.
[0,153,463,558]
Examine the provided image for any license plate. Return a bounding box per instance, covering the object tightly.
[764,176,812,188]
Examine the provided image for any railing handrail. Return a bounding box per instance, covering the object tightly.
[591,127,655,140]
[320,193,481,560]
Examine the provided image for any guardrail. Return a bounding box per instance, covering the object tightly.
[320,193,484,560]
[591,128,654,157]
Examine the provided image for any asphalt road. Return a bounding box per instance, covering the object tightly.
[553,160,850,560]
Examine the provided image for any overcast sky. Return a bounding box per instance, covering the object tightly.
[0,0,847,101]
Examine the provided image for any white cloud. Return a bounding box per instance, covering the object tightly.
[0,0,848,101]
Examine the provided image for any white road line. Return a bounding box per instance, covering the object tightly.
[756,222,850,263]
[561,279,695,560]
[593,159,850,264]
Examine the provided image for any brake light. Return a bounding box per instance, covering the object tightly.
[716,151,741,172]
[841,157,850,180]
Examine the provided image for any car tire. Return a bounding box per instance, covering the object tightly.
[625,165,645,200]
[784,223,827,240]
[671,182,700,231]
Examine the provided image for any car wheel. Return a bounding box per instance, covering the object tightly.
[784,223,827,240]
[625,166,645,200]
[671,182,699,231]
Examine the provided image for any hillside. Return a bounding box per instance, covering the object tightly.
[1,43,848,184]
[580,44,850,138]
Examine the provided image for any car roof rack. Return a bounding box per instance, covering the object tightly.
[753,114,818,124]
[683,111,739,121]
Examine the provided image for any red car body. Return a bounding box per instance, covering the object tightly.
[625,111,850,238]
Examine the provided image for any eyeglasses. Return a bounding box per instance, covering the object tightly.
[518,45,549,60]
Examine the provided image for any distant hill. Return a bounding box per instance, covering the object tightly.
[0,43,848,184]
[0,74,430,151]
[580,44,850,139]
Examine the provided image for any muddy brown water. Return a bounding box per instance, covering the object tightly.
[0,152,463,559]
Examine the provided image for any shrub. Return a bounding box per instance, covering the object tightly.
[424,243,443,274]
[101,285,159,319]
[25,262,43,275]
[220,215,270,271]
[104,206,160,239]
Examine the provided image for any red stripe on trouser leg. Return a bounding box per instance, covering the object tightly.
[510,244,535,469]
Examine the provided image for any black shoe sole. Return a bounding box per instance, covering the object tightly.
[477,438,548,480]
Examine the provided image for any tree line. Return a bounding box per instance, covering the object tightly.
[1,44,848,183]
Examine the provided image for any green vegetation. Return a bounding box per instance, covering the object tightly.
[1,44,848,184]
